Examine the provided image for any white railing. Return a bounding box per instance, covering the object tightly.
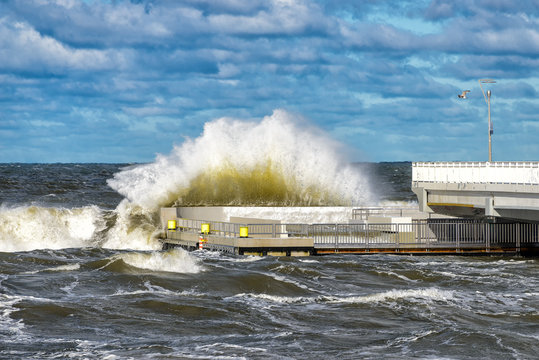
[352,206,419,220]
[413,162,539,185]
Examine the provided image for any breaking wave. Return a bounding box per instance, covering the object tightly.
[0,201,161,252]
[108,109,373,208]
[0,110,373,252]
[117,248,202,274]
[0,205,105,252]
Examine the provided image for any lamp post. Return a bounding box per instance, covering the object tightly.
[479,79,496,162]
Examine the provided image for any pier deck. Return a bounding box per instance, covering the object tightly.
[160,218,539,256]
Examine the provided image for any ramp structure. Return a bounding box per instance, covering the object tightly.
[412,162,539,222]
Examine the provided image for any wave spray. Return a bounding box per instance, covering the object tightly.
[0,110,373,252]
[108,109,373,208]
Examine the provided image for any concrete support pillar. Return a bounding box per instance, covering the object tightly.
[414,187,432,213]
[485,196,500,217]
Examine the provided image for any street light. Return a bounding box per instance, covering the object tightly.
[479,79,496,162]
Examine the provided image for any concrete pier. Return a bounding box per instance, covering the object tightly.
[159,208,539,256]
[159,161,539,257]
[412,162,539,222]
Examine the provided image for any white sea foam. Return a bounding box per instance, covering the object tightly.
[377,270,416,282]
[195,342,268,357]
[267,272,313,291]
[112,283,203,298]
[217,255,264,263]
[233,293,308,305]
[299,259,319,263]
[22,263,81,275]
[0,202,162,252]
[60,280,79,295]
[0,293,55,344]
[107,109,373,209]
[0,205,105,252]
[0,294,27,340]
[100,199,161,251]
[46,264,81,272]
[118,248,202,274]
[332,288,455,304]
[232,287,455,306]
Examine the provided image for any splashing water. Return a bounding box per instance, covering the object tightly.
[0,201,161,252]
[0,110,373,252]
[0,205,105,252]
[108,109,373,209]
[100,199,162,251]
[117,248,203,274]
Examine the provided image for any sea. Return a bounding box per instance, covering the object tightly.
[1,162,537,360]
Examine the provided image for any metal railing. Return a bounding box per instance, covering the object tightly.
[169,218,539,252]
[173,218,309,238]
[352,206,419,220]
[312,220,538,250]
[175,218,243,237]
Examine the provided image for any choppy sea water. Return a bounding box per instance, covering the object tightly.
[0,163,538,359]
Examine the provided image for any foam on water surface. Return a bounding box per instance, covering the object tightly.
[230,287,456,307]
[117,248,203,274]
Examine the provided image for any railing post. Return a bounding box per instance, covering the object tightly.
[366,223,369,251]
[426,222,431,252]
[486,223,491,253]
[516,223,521,255]
[456,222,460,253]
[396,223,400,252]
[335,224,339,251]
[416,221,420,244]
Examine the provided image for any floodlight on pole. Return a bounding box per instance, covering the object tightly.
[479,79,496,162]
[458,90,470,99]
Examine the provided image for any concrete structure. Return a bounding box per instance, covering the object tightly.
[351,206,453,221]
[163,230,314,256]
[157,162,539,256]
[160,215,539,256]
[160,208,539,256]
[412,162,539,222]
[160,206,358,228]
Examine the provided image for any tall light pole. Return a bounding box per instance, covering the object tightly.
[479,79,496,162]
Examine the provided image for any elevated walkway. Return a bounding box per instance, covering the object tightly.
[412,162,539,222]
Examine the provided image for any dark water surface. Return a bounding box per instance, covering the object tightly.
[0,163,537,359]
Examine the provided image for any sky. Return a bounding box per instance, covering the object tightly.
[1,0,539,163]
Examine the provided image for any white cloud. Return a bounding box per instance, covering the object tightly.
[208,0,327,35]
[0,19,121,72]
[29,119,64,128]
[1,0,539,162]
